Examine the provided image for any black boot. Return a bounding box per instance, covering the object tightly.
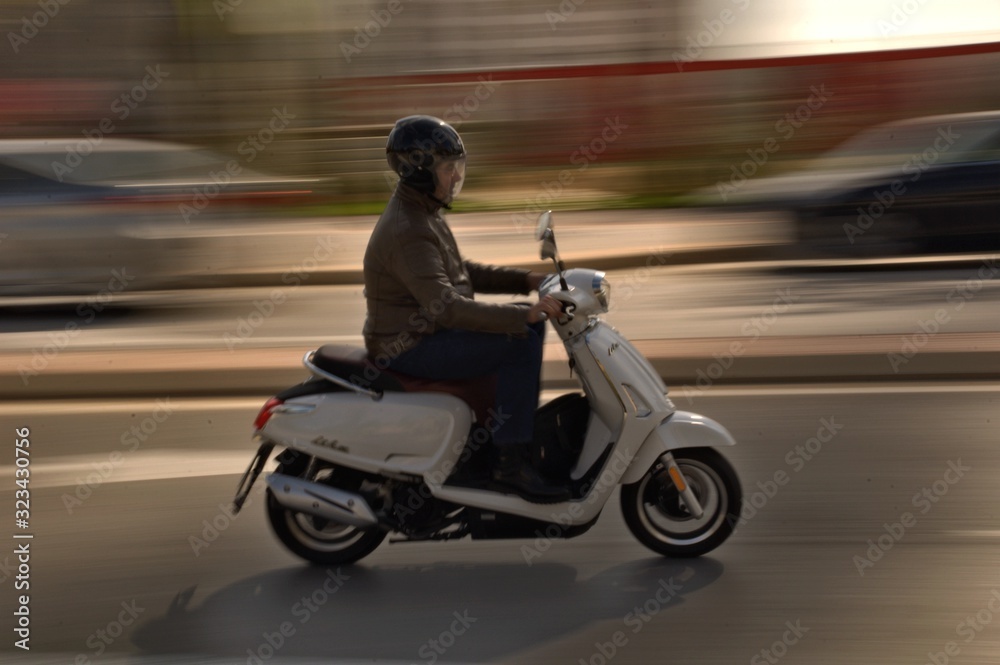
[492,444,571,504]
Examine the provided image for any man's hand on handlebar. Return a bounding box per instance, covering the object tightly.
[527,295,563,323]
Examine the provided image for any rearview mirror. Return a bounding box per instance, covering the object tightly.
[536,211,557,260]
[540,235,557,261]
[535,210,553,241]
[536,210,567,290]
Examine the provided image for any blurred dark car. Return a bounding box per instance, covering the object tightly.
[0,138,318,297]
[695,111,1000,257]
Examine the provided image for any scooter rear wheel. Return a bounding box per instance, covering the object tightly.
[621,447,742,558]
[266,457,386,566]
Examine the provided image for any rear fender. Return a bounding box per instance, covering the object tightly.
[620,411,736,485]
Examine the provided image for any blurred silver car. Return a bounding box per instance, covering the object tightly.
[0,138,317,297]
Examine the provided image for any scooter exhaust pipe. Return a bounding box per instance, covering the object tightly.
[266,473,378,528]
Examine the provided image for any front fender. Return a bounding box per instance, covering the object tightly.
[620,411,737,485]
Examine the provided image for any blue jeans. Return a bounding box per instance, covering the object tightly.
[387,321,546,446]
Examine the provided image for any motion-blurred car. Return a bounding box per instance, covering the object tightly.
[695,111,1000,257]
[0,138,318,297]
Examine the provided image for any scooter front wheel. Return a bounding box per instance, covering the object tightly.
[266,456,386,566]
[621,447,742,558]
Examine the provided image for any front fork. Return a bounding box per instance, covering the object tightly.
[658,452,705,519]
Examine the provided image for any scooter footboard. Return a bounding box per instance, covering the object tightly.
[619,411,737,485]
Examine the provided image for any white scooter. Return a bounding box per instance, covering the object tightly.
[232,211,743,564]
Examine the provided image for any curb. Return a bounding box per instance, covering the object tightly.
[4,242,997,400]
[3,333,997,401]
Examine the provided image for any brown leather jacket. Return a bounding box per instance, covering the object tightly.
[363,184,532,360]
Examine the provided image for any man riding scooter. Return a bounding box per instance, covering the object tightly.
[362,115,569,503]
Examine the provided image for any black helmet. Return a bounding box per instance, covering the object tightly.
[386,115,467,203]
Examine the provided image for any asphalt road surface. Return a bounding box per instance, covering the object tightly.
[2,383,999,664]
[2,214,999,664]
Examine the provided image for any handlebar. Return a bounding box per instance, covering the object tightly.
[535,302,575,324]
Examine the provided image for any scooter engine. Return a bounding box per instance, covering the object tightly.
[390,482,456,536]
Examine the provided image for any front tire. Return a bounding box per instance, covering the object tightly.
[266,456,386,566]
[621,448,742,558]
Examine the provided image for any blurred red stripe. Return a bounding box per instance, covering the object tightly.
[336,40,1000,87]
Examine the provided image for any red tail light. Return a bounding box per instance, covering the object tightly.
[253,397,284,431]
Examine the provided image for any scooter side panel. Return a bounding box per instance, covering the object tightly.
[261,391,473,477]
[568,322,672,477]
[619,411,738,485]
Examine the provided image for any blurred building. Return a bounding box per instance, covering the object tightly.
[3,0,1000,206]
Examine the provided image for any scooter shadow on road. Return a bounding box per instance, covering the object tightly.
[131,555,724,662]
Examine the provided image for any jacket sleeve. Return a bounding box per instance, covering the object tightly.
[464,260,532,295]
[397,228,530,333]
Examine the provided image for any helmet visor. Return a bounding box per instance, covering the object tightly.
[433,156,466,204]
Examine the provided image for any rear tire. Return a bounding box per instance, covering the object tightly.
[266,456,386,566]
[621,448,742,558]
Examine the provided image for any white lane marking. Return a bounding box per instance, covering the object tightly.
[2,382,999,419]
[0,396,265,416]
[669,383,1000,397]
[0,450,257,490]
